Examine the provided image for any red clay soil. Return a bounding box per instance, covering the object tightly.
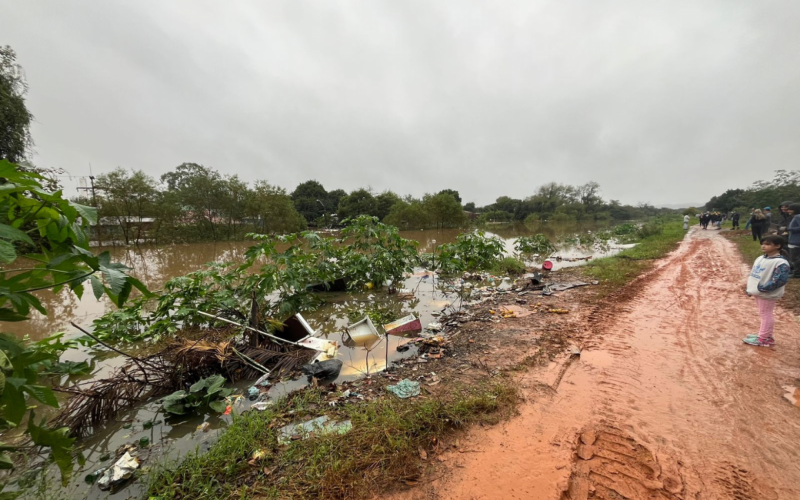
[389,229,800,500]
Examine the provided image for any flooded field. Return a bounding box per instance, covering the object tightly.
[5,222,631,499]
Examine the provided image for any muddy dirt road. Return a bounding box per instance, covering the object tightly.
[397,229,800,499]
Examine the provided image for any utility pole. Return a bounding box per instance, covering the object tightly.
[76,164,98,207]
[75,164,100,245]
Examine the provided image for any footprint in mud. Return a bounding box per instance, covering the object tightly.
[560,425,684,500]
[782,385,800,408]
[714,463,778,500]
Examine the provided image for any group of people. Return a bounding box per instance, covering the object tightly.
[696,211,728,230]
[739,201,800,347]
[693,205,792,242]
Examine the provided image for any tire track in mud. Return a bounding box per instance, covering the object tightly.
[390,230,800,500]
[561,230,799,499]
[561,426,683,500]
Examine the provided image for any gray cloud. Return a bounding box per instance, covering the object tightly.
[2,0,799,207]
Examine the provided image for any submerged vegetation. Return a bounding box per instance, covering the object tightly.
[89,215,420,345]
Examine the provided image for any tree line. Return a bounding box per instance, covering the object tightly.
[704,170,800,214]
[76,165,671,245]
[1,45,668,245]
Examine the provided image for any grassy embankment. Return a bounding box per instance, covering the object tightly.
[147,381,518,500]
[723,230,800,314]
[581,218,686,291]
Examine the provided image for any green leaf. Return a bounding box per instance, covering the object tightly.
[100,267,127,296]
[89,275,104,300]
[0,352,10,372]
[70,202,97,225]
[0,382,26,426]
[208,400,227,413]
[0,452,13,470]
[0,241,16,264]
[22,385,59,408]
[115,280,132,307]
[27,413,77,484]
[162,399,186,415]
[0,223,33,245]
[0,309,27,322]
[189,378,208,394]
[205,375,226,395]
[127,277,154,298]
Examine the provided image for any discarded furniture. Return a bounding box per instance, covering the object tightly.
[383,314,422,336]
[343,316,382,349]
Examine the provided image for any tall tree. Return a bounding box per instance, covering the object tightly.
[161,163,226,240]
[423,192,467,229]
[95,168,158,244]
[248,180,307,233]
[375,190,401,220]
[0,46,33,163]
[291,180,328,223]
[337,188,378,220]
[437,189,462,204]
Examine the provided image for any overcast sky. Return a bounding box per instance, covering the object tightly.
[2,1,799,207]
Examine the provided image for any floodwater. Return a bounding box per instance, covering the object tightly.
[409,228,800,500]
[2,222,630,499]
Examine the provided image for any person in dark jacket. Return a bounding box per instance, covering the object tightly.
[778,201,794,236]
[786,204,800,277]
[749,209,768,241]
[731,211,740,230]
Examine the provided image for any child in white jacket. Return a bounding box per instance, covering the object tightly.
[744,235,791,346]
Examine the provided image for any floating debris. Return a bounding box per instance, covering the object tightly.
[383,314,423,336]
[344,317,382,348]
[96,452,139,491]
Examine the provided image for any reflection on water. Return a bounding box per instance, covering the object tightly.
[6,222,626,498]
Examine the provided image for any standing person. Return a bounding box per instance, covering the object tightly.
[764,207,773,231]
[749,209,768,241]
[786,204,800,277]
[743,235,790,347]
[715,212,723,230]
[683,214,690,230]
[778,201,794,236]
[731,211,740,230]
[701,212,710,229]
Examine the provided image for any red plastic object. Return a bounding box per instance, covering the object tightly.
[542,260,554,271]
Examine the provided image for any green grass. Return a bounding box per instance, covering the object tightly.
[147,380,519,500]
[725,231,762,262]
[581,218,686,289]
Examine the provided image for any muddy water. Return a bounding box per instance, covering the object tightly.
[7,223,616,341]
[3,222,625,499]
[416,229,800,500]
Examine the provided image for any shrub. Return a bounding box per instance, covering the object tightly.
[514,234,555,257]
[436,231,505,274]
[491,257,526,275]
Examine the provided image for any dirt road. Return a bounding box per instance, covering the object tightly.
[398,229,800,499]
